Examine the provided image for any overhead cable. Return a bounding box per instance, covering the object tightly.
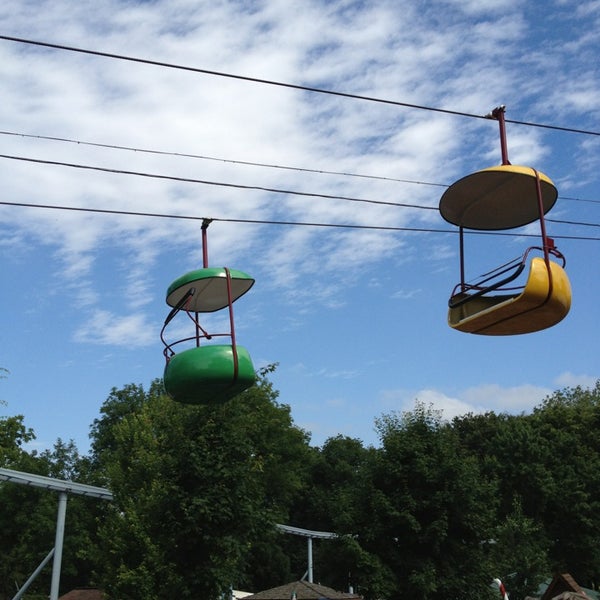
[1,129,598,206]
[0,129,448,189]
[1,200,599,242]
[1,35,599,137]
[1,153,598,229]
[0,153,438,211]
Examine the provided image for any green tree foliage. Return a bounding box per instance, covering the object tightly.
[3,366,600,600]
[452,411,554,599]
[0,375,43,598]
[0,413,35,467]
[530,381,600,589]
[91,369,314,599]
[362,402,498,600]
[89,380,165,470]
[487,497,550,600]
[285,434,390,596]
[302,435,372,531]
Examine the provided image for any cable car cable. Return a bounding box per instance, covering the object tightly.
[0,152,438,211]
[2,199,599,242]
[547,218,600,228]
[1,34,599,137]
[1,152,599,230]
[0,129,449,189]
[1,129,598,206]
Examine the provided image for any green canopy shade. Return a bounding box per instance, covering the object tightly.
[439,164,557,230]
[163,345,255,404]
[166,267,255,313]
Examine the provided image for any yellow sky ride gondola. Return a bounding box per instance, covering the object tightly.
[160,219,256,404]
[439,106,572,335]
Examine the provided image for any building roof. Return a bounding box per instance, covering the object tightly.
[242,580,361,599]
[58,588,105,600]
[525,573,600,600]
[542,574,588,600]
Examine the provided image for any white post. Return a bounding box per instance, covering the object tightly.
[50,492,68,600]
[12,548,55,600]
[307,536,313,583]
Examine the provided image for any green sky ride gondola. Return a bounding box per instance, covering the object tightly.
[160,220,256,404]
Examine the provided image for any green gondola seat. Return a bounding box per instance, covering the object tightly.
[164,344,255,404]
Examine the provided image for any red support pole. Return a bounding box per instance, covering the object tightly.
[492,105,511,166]
[224,267,239,381]
[533,169,551,258]
[201,218,212,268]
[197,218,213,346]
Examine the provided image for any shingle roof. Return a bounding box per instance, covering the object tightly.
[243,580,361,600]
[542,574,587,600]
[527,573,600,600]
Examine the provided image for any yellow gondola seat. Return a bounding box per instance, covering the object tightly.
[448,257,571,335]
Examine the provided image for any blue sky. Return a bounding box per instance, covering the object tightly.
[0,0,598,454]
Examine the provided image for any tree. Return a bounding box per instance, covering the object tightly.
[89,380,165,471]
[283,434,389,595]
[91,368,314,599]
[452,411,552,599]
[487,497,550,600]
[0,414,35,467]
[0,381,46,599]
[452,382,600,596]
[361,402,498,600]
[531,381,600,588]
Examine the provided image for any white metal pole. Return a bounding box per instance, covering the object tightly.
[307,537,313,583]
[50,492,68,600]
[12,548,55,600]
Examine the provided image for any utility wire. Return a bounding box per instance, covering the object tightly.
[0,199,436,231]
[1,130,599,207]
[0,129,448,189]
[547,218,600,228]
[560,196,600,205]
[2,199,599,241]
[1,153,599,230]
[0,153,438,211]
[1,34,599,137]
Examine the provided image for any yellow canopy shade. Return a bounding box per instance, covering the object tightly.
[439,165,558,230]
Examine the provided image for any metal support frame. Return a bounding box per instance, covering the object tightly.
[0,470,341,596]
[0,467,112,600]
[49,492,68,600]
[12,548,55,600]
[276,524,338,584]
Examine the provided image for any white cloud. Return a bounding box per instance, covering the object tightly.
[0,1,517,292]
[553,372,599,389]
[441,0,520,15]
[73,309,156,347]
[391,288,421,300]
[415,388,480,420]
[460,383,552,413]
[379,382,560,421]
